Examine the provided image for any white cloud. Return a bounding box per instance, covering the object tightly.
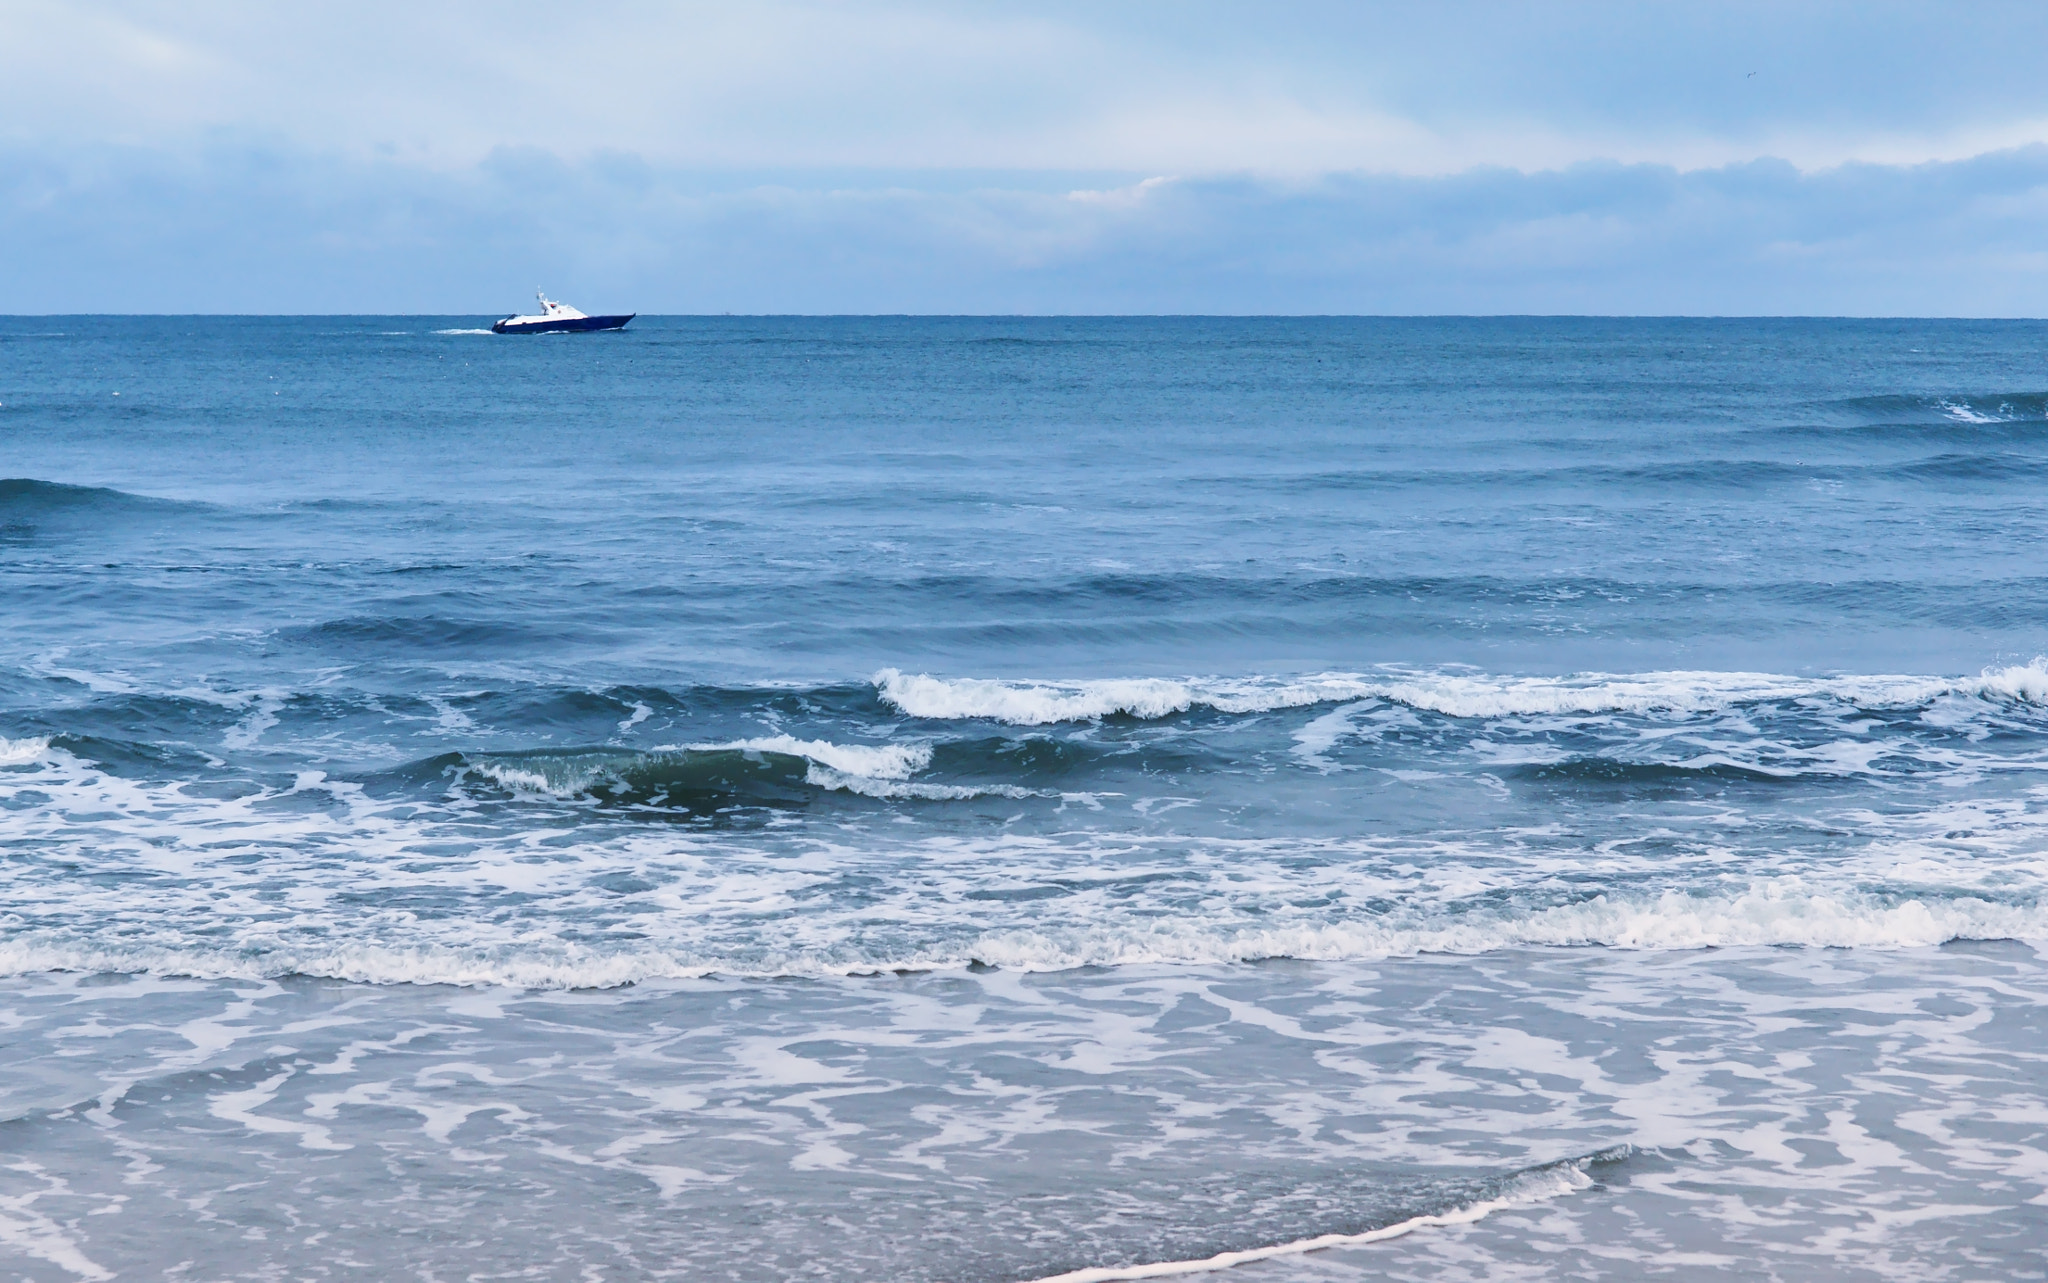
[7,2,2048,175]
[8,2,2048,312]
[10,142,2048,314]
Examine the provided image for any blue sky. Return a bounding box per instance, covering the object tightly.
[7,2,2048,313]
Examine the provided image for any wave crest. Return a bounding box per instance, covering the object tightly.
[875,664,2048,725]
[0,735,50,765]
[2,881,2035,990]
[444,736,1037,808]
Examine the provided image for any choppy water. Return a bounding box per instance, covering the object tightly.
[4,316,2048,1279]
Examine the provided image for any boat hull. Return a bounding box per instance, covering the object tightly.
[491,314,635,334]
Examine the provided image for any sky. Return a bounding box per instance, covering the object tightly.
[7,1,2048,314]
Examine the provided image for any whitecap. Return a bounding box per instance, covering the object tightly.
[0,736,49,765]
[875,663,2048,725]
[875,669,1376,724]
[1937,398,2003,424]
[3,876,2039,990]
[708,734,930,780]
[806,767,1041,801]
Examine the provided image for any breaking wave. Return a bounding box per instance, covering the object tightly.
[12,660,2048,991]
[876,663,2048,725]
[1,880,2040,990]
[435,736,1036,807]
[0,735,51,765]
[1834,391,2048,425]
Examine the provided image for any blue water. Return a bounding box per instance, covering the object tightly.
[5,317,2048,1279]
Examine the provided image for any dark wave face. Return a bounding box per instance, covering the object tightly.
[7,317,2048,1281]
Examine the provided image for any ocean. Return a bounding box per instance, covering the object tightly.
[4,315,2048,1280]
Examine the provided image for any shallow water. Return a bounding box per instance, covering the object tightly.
[4,316,2048,1278]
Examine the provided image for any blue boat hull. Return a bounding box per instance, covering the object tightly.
[492,314,635,334]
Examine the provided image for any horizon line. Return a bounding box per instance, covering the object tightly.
[6,313,2048,322]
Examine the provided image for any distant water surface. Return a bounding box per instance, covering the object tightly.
[3,316,2047,1280]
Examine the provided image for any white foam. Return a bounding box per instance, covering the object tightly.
[1974,663,2048,703]
[687,736,971,799]
[875,664,2048,725]
[0,937,686,991]
[877,670,1203,723]
[1021,1156,1603,1283]
[209,1069,349,1151]
[465,760,572,796]
[0,1202,113,1282]
[424,695,475,733]
[1292,702,1373,769]
[2,877,2039,990]
[713,735,930,780]
[806,767,1041,801]
[1938,398,2002,424]
[0,736,49,765]
[876,669,1378,724]
[963,884,2048,973]
[432,328,496,336]
[10,685,2048,992]
[463,737,937,800]
[220,690,285,751]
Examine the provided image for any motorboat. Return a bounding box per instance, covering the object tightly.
[491,291,635,334]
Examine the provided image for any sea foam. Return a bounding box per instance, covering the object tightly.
[2,879,2038,990]
[875,664,2048,725]
[462,735,941,801]
[0,736,49,765]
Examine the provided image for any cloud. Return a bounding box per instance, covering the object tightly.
[7,4,2048,313]
[10,141,2048,314]
[8,2,2048,174]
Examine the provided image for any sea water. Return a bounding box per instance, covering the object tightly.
[3,316,2047,1279]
